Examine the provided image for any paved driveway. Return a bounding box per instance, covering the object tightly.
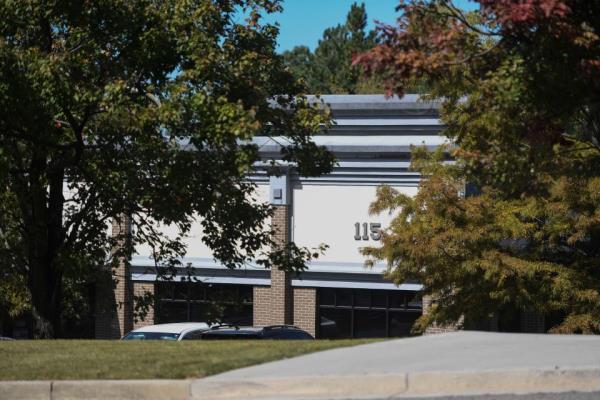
[192,331,600,399]
[212,331,600,379]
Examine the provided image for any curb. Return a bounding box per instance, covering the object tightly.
[2,368,600,400]
[192,368,600,399]
[0,380,190,400]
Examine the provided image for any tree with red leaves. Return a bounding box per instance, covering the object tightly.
[356,1,600,333]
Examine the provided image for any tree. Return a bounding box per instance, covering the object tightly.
[283,2,379,94]
[355,0,600,333]
[0,0,334,338]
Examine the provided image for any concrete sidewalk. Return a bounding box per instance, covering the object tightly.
[3,332,600,399]
[193,331,600,399]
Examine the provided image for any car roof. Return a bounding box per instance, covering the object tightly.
[202,325,306,334]
[205,326,262,333]
[131,322,210,334]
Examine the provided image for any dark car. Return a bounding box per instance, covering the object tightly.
[199,325,314,340]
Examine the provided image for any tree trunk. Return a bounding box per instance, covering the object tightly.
[22,153,65,338]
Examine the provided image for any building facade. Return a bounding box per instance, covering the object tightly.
[94,94,546,339]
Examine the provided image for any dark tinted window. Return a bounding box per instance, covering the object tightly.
[354,290,370,308]
[388,292,405,309]
[372,292,387,308]
[319,289,335,306]
[319,308,352,339]
[354,310,386,338]
[156,283,253,325]
[317,288,422,339]
[389,312,418,337]
[336,289,352,306]
[406,293,422,310]
[156,302,188,323]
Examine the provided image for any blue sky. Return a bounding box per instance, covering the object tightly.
[260,0,478,53]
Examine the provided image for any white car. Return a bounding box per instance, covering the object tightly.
[121,322,210,341]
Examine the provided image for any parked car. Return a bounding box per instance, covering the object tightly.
[0,336,15,341]
[199,325,314,340]
[122,322,210,341]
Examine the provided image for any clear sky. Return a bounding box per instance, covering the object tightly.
[261,0,478,53]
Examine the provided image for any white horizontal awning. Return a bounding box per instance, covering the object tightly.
[131,256,392,274]
[131,273,270,286]
[333,118,440,126]
[253,135,449,149]
[291,280,422,291]
[130,273,421,291]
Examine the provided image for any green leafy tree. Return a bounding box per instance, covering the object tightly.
[283,2,379,94]
[0,0,334,338]
[356,0,600,333]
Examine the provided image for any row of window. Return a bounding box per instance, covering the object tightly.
[153,284,423,338]
[156,282,253,304]
[317,288,421,338]
[319,308,420,339]
[156,283,253,326]
[318,288,422,310]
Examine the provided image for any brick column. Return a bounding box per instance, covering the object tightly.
[270,205,294,325]
[293,288,317,336]
[422,294,462,334]
[133,282,155,330]
[253,286,272,326]
[95,215,133,338]
[252,171,296,327]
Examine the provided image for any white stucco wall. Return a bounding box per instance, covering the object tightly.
[134,184,270,260]
[133,182,417,269]
[292,184,417,265]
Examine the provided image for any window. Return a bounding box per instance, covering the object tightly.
[181,330,206,340]
[156,283,253,325]
[317,288,422,339]
[354,310,386,338]
[319,308,352,339]
[122,332,180,340]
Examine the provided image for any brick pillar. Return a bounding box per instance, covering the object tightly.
[422,294,462,334]
[252,171,295,327]
[133,282,155,330]
[293,288,317,336]
[270,205,293,325]
[95,215,133,338]
[253,286,272,326]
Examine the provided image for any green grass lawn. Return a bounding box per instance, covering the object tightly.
[0,339,378,380]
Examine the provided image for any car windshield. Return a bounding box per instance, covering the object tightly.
[122,332,180,340]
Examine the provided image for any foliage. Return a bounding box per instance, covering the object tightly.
[0,0,334,337]
[283,2,381,94]
[356,0,600,333]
